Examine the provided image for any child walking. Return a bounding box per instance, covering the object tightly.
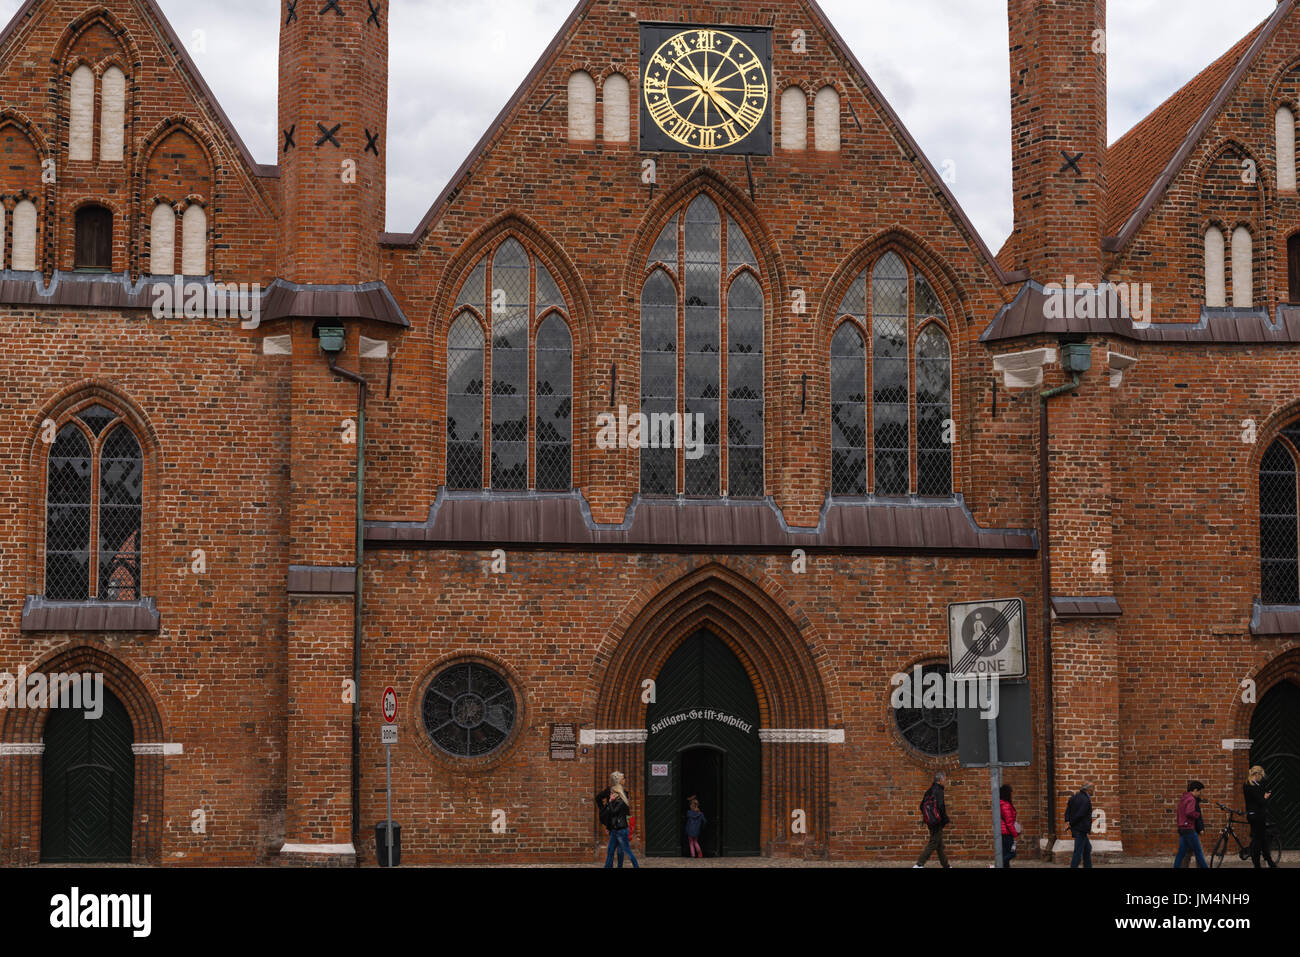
[685,798,706,858]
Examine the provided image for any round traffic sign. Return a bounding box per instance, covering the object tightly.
[382,686,398,723]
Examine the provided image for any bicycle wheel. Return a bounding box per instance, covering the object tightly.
[1211,833,1228,868]
[1267,828,1282,867]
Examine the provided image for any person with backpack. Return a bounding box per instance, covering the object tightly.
[1244,765,1276,869]
[594,772,625,867]
[599,771,639,869]
[999,784,1020,867]
[1173,780,1208,869]
[913,771,951,868]
[1065,782,1094,868]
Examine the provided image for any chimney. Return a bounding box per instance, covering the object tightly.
[277,0,388,284]
[1007,0,1108,283]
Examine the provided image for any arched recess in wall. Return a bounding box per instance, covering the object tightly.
[149,202,175,276]
[1277,104,1296,192]
[0,643,165,865]
[813,85,840,152]
[568,70,596,142]
[602,72,630,143]
[0,115,46,272]
[780,86,807,151]
[140,123,215,278]
[1197,140,1262,309]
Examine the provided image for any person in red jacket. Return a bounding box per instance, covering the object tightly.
[1173,780,1209,869]
[999,784,1020,867]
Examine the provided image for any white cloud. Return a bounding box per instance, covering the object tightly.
[0,0,1280,249]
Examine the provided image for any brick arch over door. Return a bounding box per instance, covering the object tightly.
[591,563,832,858]
[0,644,164,865]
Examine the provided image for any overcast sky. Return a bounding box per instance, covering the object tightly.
[0,0,1280,246]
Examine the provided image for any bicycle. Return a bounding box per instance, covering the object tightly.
[1210,802,1283,868]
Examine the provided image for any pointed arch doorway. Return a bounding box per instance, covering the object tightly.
[593,564,833,858]
[645,630,761,857]
[41,686,135,862]
[1249,679,1300,849]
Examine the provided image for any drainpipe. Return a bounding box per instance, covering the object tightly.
[325,340,367,859]
[1037,343,1086,850]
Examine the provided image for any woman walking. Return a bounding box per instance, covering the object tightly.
[601,771,639,869]
[1244,765,1276,869]
[999,784,1020,867]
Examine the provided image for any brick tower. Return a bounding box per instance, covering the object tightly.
[276,0,390,866]
[1008,0,1122,860]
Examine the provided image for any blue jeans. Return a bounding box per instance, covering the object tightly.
[1174,829,1208,869]
[1070,828,1092,867]
[603,828,638,868]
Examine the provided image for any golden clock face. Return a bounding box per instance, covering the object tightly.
[642,28,770,152]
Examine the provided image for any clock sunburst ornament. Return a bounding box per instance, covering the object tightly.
[641,27,771,153]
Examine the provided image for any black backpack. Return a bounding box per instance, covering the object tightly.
[599,795,616,829]
[920,789,942,826]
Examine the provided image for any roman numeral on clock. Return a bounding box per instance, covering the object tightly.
[648,96,676,128]
[734,101,764,128]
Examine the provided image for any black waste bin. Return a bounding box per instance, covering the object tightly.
[375,822,401,867]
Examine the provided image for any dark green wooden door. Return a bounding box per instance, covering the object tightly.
[1250,680,1300,848]
[41,688,134,862]
[645,630,761,856]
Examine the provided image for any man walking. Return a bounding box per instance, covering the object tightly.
[1173,780,1209,869]
[1065,782,1095,868]
[914,771,951,868]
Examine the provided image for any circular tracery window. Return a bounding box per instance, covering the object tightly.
[422,662,517,758]
[894,662,958,757]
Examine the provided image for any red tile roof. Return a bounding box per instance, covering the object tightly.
[1103,23,1265,238]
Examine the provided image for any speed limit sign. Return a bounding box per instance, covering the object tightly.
[382,686,398,724]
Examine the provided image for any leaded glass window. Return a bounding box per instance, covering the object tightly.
[422,661,517,758]
[44,406,143,602]
[894,663,959,757]
[831,253,954,497]
[45,426,92,600]
[728,272,764,497]
[873,253,909,496]
[639,196,765,497]
[916,325,952,497]
[831,323,866,495]
[98,426,142,601]
[447,314,485,489]
[1262,436,1300,604]
[446,239,574,490]
[641,269,678,495]
[491,239,529,490]
[684,196,721,496]
[536,314,572,490]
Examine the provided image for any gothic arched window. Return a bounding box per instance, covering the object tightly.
[1261,432,1300,604]
[639,195,765,497]
[44,404,142,601]
[446,238,574,490]
[831,253,953,497]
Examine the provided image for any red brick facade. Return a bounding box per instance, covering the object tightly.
[1,0,1298,866]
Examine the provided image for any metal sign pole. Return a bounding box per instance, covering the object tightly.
[385,741,393,867]
[989,708,1003,868]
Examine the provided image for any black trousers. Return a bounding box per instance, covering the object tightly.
[1248,816,1275,868]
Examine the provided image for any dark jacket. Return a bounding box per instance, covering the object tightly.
[685,808,705,838]
[922,783,950,829]
[605,793,630,831]
[1244,782,1268,823]
[595,787,627,832]
[1065,789,1093,833]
